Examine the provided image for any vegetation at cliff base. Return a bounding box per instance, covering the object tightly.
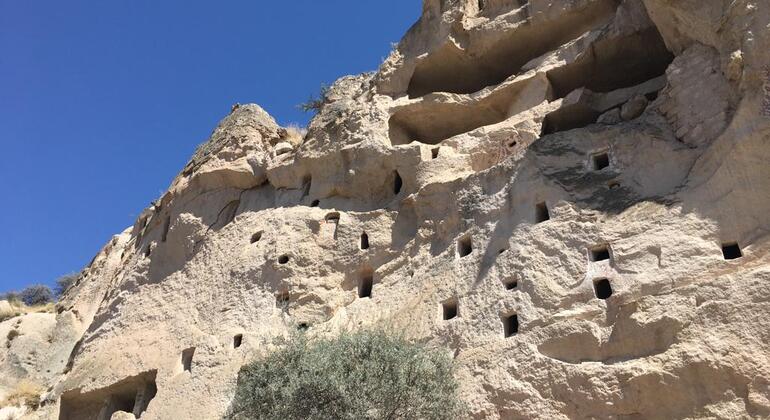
[226,331,462,420]
[1,284,58,323]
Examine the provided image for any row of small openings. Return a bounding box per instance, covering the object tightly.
[308,171,402,207]
[509,275,607,299]
[179,333,244,373]
[456,201,548,258]
[453,239,738,308]
[252,235,369,265]
[323,212,371,250]
[588,242,744,263]
[585,243,744,299]
[247,211,367,251]
[250,230,290,265]
[441,300,519,337]
[441,281,610,331]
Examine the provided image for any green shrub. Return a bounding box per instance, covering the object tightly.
[20,285,53,306]
[226,331,462,420]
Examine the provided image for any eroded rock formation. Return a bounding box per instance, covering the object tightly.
[2,0,770,418]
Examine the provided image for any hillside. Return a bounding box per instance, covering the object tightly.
[2,0,770,419]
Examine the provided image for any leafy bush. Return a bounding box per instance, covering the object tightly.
[19,285,53,306]
[226,331,462,420]
[55,273,78,298]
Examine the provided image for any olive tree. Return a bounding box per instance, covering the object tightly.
[226,331,462,420]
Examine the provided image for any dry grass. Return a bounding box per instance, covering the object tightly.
[0,380,44,410]
[0,301,54,323]
[283,124,307,147]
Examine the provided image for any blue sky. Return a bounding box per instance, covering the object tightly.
[0,1,420,294]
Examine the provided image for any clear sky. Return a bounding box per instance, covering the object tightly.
[0,1,420,294]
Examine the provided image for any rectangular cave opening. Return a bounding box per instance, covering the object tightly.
[590,245,611,262]
[503,313,519,338]
[722,242,743,260]
[233,334,243,349]
[592,152,610,170]
[593,278,613,300]
[504,279,518,290]
[458,235,473,258]
[359,272,373,299]
[181,347,195,373]
[535,201,550,223]
[360,232,370,250]
[442,299,458,320]
[58,370,157,420]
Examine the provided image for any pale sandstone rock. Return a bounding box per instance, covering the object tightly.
[0,301,11,317]
[0,406,26,420]
[4,0,770,419]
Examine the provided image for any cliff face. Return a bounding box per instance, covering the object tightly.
[3,0,770,419]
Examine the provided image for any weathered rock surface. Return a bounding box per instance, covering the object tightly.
[3,0,770,419]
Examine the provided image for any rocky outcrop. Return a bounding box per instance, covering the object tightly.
[2,0,770,419]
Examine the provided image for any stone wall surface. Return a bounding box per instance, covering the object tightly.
[2,0,770,419]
